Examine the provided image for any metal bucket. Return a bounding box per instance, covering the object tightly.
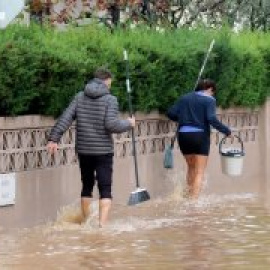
[219,135,245,177]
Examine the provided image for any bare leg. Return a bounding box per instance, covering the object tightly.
[81,197,91,221]
[184,155,208,199]
[99,198,112,227]
[191,155,208,199]
[184,155,195,198]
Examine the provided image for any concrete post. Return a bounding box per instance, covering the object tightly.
[259,98,270,203]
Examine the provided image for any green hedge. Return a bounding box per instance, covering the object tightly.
[0,24,269,117]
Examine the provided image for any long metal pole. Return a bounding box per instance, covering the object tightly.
[193,39,215,91]
[124,50,140,188]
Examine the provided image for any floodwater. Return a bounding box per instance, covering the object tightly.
[1,190,270,269]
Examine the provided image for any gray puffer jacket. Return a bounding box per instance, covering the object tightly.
[49,78,132,155]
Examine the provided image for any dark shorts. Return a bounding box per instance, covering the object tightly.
[177,132,210,156]
[78,153,113,199]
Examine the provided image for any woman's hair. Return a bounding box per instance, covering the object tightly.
[195,79,217,93]
[194,80,205,91]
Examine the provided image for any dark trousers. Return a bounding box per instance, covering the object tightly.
[78,153,113,199]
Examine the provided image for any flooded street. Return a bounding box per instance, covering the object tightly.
[1,192,270,270]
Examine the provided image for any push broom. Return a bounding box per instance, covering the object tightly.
[123,49,150,206]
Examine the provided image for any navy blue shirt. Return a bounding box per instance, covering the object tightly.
[167,91,231,136]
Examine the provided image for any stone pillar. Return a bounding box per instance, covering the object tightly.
[259,98,270,203]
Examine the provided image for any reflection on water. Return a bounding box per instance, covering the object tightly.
[1,192,270,269]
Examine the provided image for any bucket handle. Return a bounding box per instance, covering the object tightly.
[219,135,244,154]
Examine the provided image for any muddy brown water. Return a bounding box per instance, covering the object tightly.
[1,190,270,270]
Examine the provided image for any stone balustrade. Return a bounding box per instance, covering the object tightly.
[0,110,259,173]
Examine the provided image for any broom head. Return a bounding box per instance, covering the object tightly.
[128,188,150,206]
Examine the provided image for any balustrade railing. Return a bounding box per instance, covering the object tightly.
[0,111,259,173]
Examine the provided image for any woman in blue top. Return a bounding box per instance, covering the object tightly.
[167,79,231,199]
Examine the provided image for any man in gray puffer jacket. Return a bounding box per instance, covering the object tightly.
[47,68,135,227]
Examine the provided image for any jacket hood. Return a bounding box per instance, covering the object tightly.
[84,78,110,98]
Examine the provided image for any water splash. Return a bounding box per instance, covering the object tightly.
[162,168,186,204]
[45,200,100,232]
[41,186,258,236]
[55,201,84,225]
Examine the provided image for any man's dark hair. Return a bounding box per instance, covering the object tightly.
[195,79,217,93]
[94,68,112,80]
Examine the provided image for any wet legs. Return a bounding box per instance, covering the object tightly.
[184,155,208,199]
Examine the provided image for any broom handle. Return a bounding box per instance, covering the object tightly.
[124,50,140,188]
[193,39,215,91]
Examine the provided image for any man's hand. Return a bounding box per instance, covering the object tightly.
[127,116,136,127]
[47,141,58,155]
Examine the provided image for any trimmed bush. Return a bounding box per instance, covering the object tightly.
[0,24,269,117]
